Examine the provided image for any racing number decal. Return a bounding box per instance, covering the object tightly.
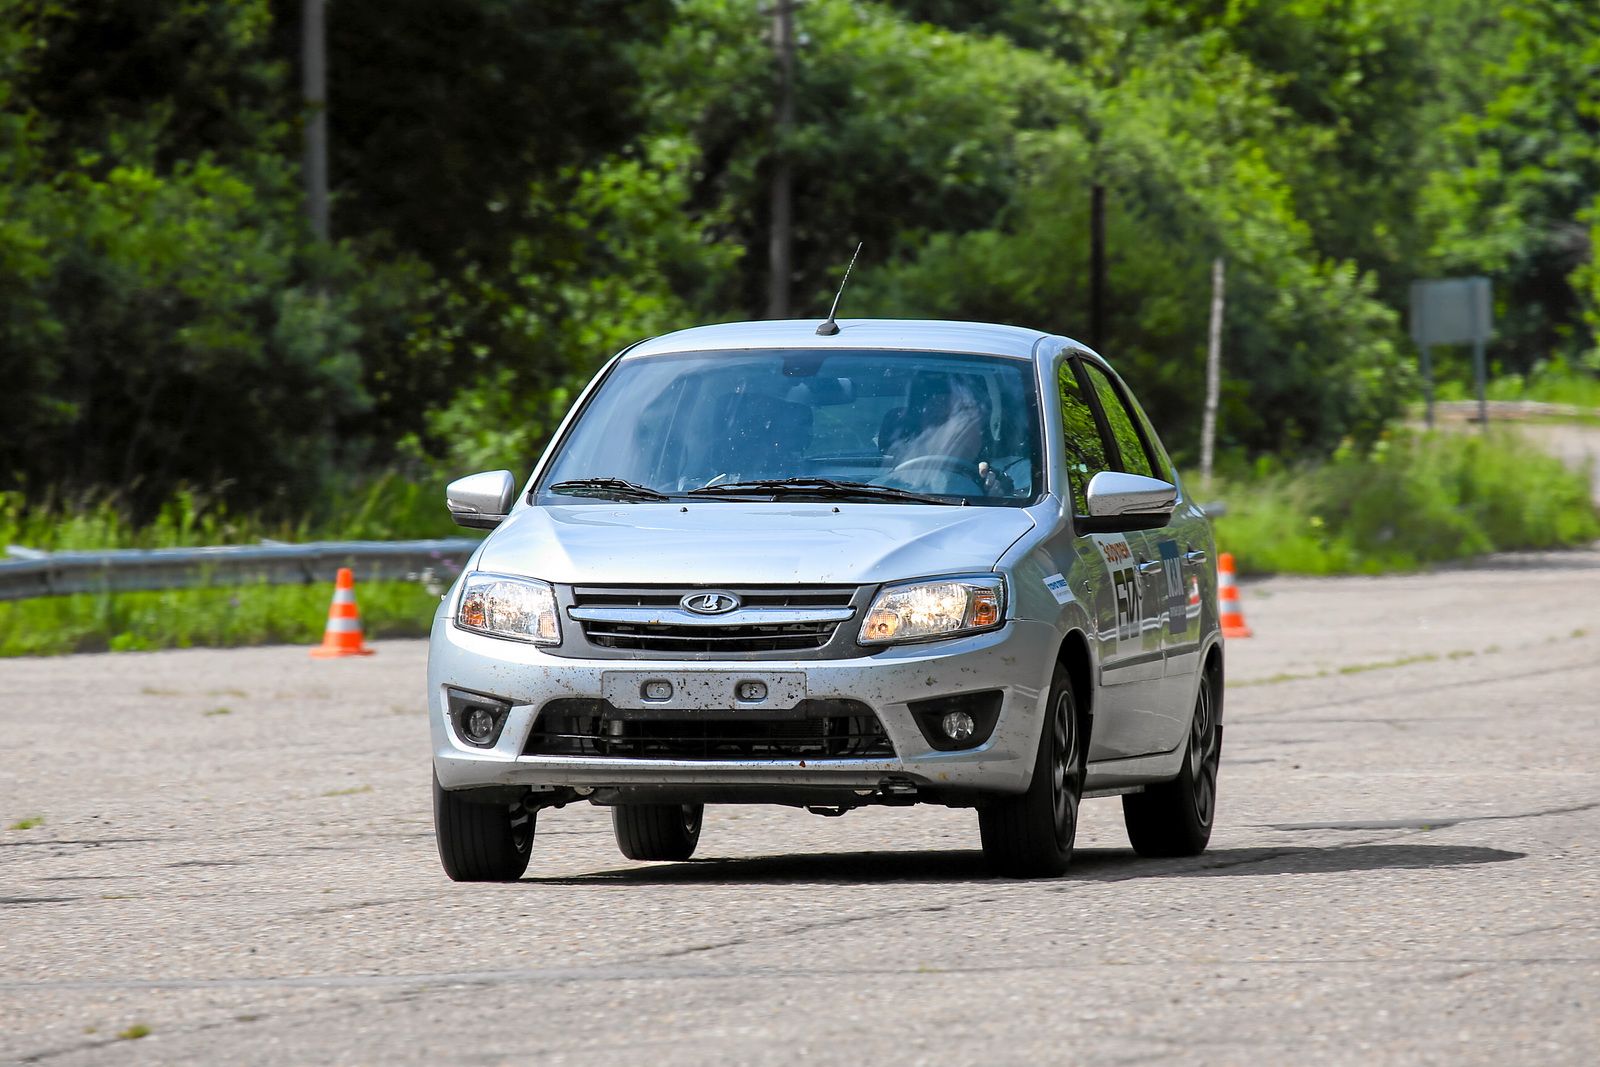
[1091,534,1140,642]
[1158,539,1186,635]
[1113,568,1141,641]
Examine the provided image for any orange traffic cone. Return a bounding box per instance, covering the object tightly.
[310,567,375,657]
[1218,552,1252,639]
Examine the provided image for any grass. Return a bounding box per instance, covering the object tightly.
[8,815,45,830]
[1425,357,1600,412]
[0,579,442,657]
[0,473,466,657]
[1228,631,1589,688]
[1338,653,1438,674]
[1211,427,1599,575]
[0,471,466,553]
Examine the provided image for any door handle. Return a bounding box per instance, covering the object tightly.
[1136,559,1164,576]
[1182,550,1208,565]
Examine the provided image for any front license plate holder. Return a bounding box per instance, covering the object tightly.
[601,671,807,714]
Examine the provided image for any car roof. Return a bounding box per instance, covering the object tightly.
[623,319,1086,362]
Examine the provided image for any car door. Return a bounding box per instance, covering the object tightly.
[1119,381,1213,723]
[1075,361,1203,758]
[1054,356,1167,761]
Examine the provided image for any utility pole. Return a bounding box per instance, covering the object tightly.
[766,0,797,319]
[1088,183,1106,351]
[303,0,329,242]
[1200,257,1225,489]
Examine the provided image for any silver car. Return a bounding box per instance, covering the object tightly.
[429,319,1221,880]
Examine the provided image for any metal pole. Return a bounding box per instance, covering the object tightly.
[303,0,329,242]
[1089,183,1106,350]
[1200,257,1224,489]
[1421,345,1435,429]
[766,0,796,319]
[1472,338,1488,428]
[1470,281,1488,428]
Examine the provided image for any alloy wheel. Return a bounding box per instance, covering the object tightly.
[1050,690,1081,850]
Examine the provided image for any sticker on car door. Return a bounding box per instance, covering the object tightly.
[1157,538,1186,634]
[1042,572,1074,604]
[1090,533,1140,642]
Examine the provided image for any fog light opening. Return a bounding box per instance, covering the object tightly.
[941,710,976,743]
[908,689,1003,751]
[464,707,499,744]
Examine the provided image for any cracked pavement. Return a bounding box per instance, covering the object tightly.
[1,549,1598,1065]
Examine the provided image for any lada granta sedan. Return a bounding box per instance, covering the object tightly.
[429,319,1222,879]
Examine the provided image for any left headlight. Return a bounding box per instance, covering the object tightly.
[455,572,560,645]
[859,575,1006,646]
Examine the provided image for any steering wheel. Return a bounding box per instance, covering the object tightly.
[886,454,986,495]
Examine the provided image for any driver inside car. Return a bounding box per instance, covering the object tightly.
[880,374,1013,497]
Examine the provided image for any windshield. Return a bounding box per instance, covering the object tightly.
[537,349,1043,506]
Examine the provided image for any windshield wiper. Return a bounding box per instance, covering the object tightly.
[546,477,669,502]
[685,477,950,505]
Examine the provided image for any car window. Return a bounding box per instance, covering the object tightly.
[1126,390,1173,484]
[1055,360,1111,514]
[537,349,1044,506]
[1081,361,1157,480]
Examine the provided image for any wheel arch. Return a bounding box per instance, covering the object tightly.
[1202,637,1225,722]
[1055,628,1095,736]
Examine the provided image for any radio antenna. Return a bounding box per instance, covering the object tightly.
[815,242,863,335]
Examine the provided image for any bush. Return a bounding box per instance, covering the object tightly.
[1212,428,1599,575]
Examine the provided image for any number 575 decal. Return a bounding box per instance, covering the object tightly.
[1091,534,1141,642]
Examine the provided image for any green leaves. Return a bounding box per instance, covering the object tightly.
[3,0,1599,514]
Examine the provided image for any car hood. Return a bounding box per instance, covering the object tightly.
[474,503,1036,586]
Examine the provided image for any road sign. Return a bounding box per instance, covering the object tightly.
[1409,277,1493,427]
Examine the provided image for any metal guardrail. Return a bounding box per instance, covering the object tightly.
[0,538,482,603]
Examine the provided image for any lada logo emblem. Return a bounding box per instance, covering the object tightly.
[681,591,741,615]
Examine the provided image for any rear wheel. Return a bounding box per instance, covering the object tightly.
[612,803,704,861]
[433,774,533,882]
[979,664,1084,878]
[1122,669,1221,857]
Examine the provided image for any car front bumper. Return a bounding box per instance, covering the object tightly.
[428,611,1061,801]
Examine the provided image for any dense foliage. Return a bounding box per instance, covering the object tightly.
[1215,428,1600,575]
[3,0,1599,514]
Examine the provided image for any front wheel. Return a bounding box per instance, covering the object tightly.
[433,774,533,882]
[612,803,704,861]
[1122,669,1221,857]
[979,664,1084,878]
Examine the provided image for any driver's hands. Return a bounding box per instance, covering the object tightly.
[976,461,1014,496]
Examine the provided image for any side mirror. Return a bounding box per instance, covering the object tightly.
[1077,470,1177,534]
[446,470,518,530]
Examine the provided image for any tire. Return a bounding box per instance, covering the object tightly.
[979,663,1084,878]
[433,773,534,882]
[1122,668,1221,857]
[612,803,704,861]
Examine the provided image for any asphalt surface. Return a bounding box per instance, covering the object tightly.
[3,550,1598,1065]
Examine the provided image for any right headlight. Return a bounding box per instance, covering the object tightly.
[454,572,560,645]
[858,575,1006,646]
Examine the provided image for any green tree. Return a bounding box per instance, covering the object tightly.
[1423,0,1600,373]
[0,1,383,513]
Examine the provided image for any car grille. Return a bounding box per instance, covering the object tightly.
[569,585,858,654]
[525,698,894,760]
